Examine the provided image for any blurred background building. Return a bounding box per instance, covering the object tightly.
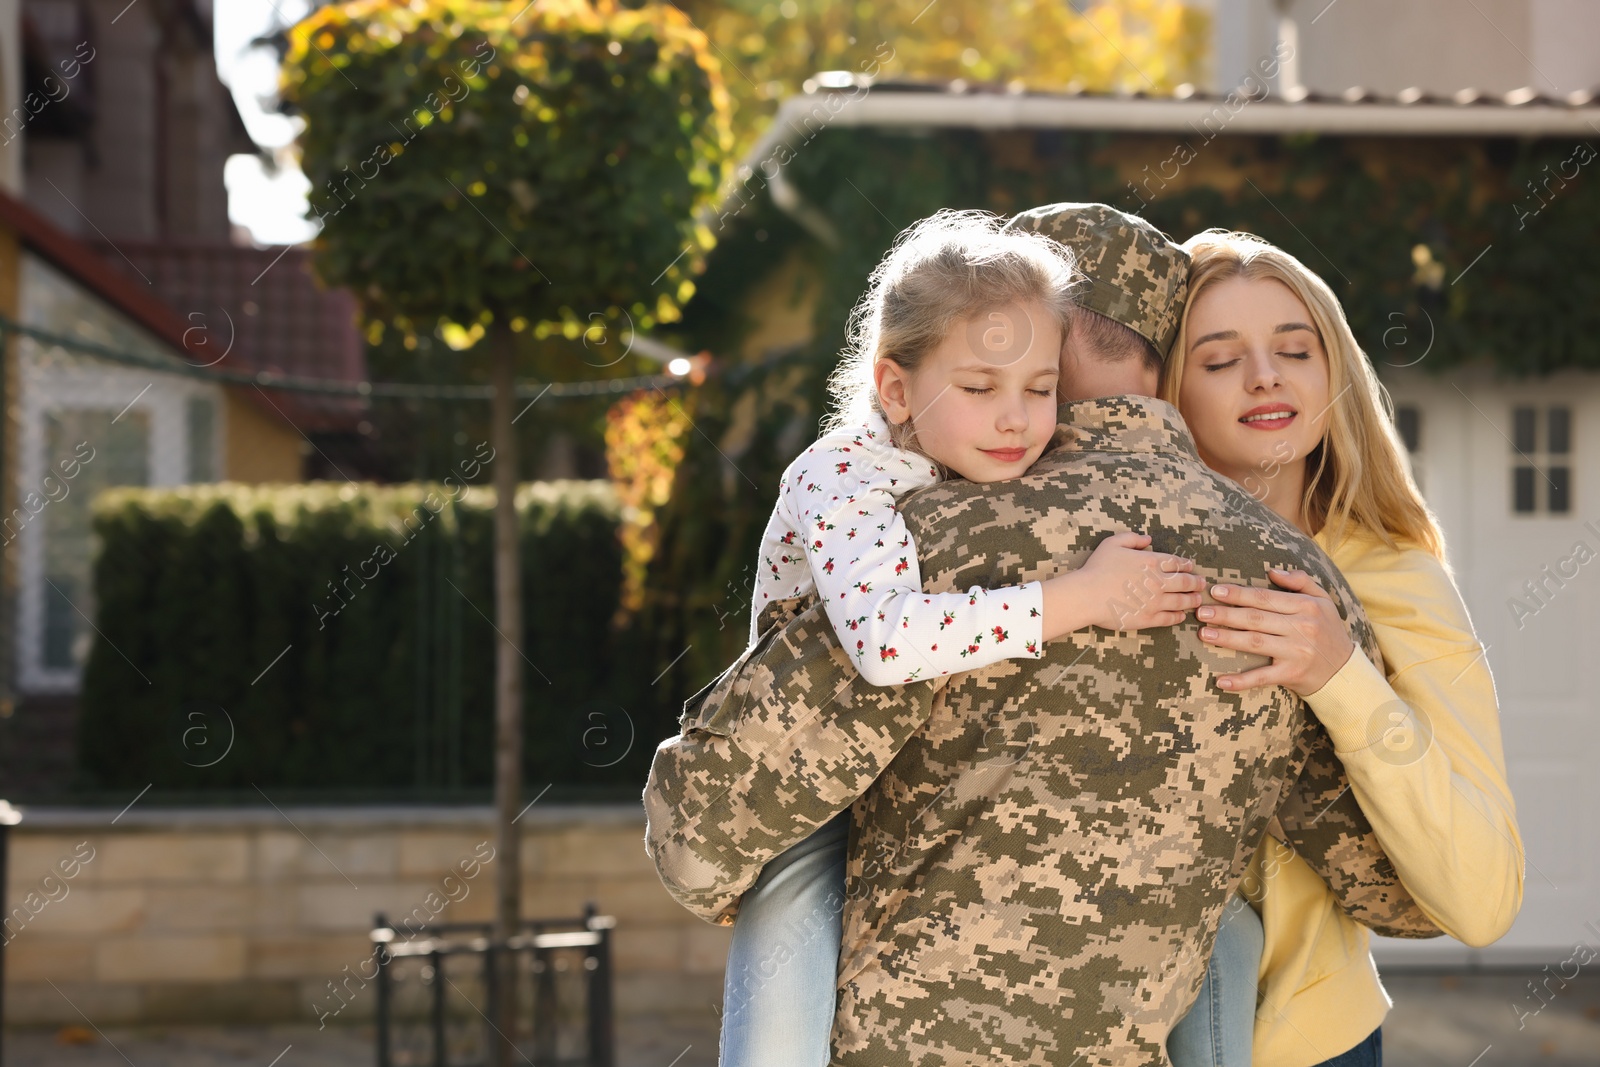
[1212,0,1599,99]
[0,0,368,785]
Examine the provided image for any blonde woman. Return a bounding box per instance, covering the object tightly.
[1160,230,1524,1067]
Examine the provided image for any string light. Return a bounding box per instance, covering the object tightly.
[0,317,691,401]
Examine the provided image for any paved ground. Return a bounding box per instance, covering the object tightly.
[1382,972,1600,1067]
[5,971,1597,1066]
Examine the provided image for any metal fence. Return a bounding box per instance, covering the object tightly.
[0,800,17,1067]
[371,905,616,1067]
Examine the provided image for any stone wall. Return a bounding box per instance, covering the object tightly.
[1,804,731,1026]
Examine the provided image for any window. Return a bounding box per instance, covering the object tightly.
[1511,405,1572,515]
[16,253,228,692]
[41,409,151,670]
[186,396,218,482]
[1395,405,1420,453]
[1394,403,1423,495]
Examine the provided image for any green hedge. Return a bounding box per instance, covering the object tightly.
[78,480,637,797]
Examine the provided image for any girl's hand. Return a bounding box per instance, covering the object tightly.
[1042,532,1202,638]
[1198,567,1355,696]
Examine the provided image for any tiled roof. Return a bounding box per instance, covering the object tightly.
[109,243,367,433]
[759,74,1600,142]
[807,74,1600,110]
[0,185,324,433]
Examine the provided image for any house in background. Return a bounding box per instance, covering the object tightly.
[680,46,1600,969]
[19,0,246,243]
[1210,0,1596,100]
[0,183,311,696]
[16,0,368,450]
[0,0,371,789]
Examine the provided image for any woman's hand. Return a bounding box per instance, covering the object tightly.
[1197,567,1355,696]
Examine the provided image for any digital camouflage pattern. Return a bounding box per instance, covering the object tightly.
[829,396,1440,1067]
[1004,202,1190,356]
[643,199,1190,928]
[640,395,1439,1061]
[642,591,945,926]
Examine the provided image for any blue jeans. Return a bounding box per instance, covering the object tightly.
[1168,893,1264,1067]
[719,811,850,1067]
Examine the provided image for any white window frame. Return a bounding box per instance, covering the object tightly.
[16,345,225,692]
[1508,402,1574,517]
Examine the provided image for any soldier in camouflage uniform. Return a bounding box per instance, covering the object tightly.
[642,204,1438,1066]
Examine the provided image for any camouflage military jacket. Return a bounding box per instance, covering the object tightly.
[643,589,943,925]
[830,396,1439,1067]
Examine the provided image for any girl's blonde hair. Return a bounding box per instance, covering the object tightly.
[1160,229,1446,561]
[825,209,1080,439]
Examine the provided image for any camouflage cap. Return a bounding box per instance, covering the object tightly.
[1004,202,1190,357]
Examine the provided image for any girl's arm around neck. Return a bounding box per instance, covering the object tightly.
[779,427,1048,686]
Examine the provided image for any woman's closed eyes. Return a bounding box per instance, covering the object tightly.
[1200,350,1312,371]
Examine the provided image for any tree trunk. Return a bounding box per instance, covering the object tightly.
[489,321,524,1066]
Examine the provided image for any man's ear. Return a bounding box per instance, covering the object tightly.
[873,358,913,425]
[1056,335,1083,403]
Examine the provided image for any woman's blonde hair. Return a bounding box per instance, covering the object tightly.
[825,209,1080,441]
[1160,229,1446,561]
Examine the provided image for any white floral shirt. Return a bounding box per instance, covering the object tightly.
[750,412,1045,685]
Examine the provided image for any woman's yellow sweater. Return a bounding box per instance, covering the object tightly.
[1244,527,1524,1066]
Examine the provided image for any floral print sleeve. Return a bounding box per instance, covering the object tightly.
[753,415,1045,686]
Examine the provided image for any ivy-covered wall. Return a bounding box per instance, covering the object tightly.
[637,119,1600,720]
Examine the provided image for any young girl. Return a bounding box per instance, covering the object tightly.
[719,210,1205,1066]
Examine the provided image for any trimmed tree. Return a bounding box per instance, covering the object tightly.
[282,0,730,1055]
